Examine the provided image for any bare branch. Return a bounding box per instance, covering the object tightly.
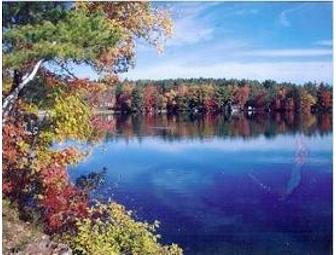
[54,60,79,80]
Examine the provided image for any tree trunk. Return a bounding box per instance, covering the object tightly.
[2,59,44,123]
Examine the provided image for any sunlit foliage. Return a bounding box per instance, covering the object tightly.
[98,78,332,114]
[2,2,179,254]
[65,203,182,255]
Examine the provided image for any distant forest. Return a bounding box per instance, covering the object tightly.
[89,78,332,114]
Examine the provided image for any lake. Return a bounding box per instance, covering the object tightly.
[69,113,332,255]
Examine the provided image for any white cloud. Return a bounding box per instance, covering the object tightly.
[124,4,332,85]
[240,48,332,57]
[123,60,332,84]
[165,3,217,46]
[279,11,291,27]
[278,4,308,27]
[313,40,333,47]
[168,17,214,46]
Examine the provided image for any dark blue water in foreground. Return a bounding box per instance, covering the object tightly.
[69,114,332,255]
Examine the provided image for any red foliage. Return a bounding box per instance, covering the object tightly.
[320,113,332,132]
[91,114,116,134]
[2,120,30,169]
[2,181,13,194]
[319,90,332,110]
[38,149,89,233]
[68,79,103,93]
[38,155,87,232]
[203,98,219,112]
[3,114,89,234]
[143,85,157,112]
[255,92,266,110]
[40,164,68,187]
[234,85,250,110]
[2,119,33,197]
[41,184,89,233]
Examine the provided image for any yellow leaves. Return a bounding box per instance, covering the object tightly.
[20,102,39,115]
[299,90,316,113]
[2,79,12,95]
[17,140,30,152]
[76,2,172,74]
[48,92,93,142]
[65,202,183,255]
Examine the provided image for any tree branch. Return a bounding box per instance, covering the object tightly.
[54,60,79,80]
[2,59,44,123]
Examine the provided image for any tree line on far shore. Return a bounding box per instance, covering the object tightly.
[89,78,332,114]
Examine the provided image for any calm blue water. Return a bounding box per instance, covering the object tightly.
[69,114,332,255]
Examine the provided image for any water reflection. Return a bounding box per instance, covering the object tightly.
[94,112,332,141]
[70,112,332,255]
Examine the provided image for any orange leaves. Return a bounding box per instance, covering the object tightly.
[76,2,172,73]
[68,79,103,93]
[52,148,83,167]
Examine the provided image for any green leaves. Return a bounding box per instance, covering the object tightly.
[3,9,121,70]
[2,2,68,29]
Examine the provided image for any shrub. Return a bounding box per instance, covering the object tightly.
[66,202,183,255]
[41,184,89,234]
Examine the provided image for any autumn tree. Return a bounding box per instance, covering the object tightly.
[299,89,316,114]
[233,85,250,110]
[2,2,181,254]
[87,78,331,114]
[3,2,172,120]
[317,84,332,111]
[143,85,158,112]
[3,1,173,186]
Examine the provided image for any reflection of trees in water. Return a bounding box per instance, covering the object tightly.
[93,112,332,141]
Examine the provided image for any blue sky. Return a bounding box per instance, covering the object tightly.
[79,2,333,84]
